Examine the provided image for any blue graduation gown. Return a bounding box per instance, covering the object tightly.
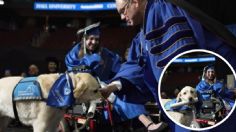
[196,80,235,107]
[65,43,147,120]
[65,43,121,81]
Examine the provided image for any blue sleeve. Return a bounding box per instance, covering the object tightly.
[65,43,81,71]
[111,53,122,73]
[112,33,142,82]
[111,34,155,103]
[144,0,197,68]
[113,62,154,104]
[143,0,197,86]
[196,80,207,92]
[126,33,141,62]
[100,48,122,74]
[92,48,122,81]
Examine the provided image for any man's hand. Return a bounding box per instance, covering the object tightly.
[99,83,119,99]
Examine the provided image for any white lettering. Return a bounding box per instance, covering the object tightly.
[80,4,103,9]
[48,4,76,10]
[36,4,48,9]
[106,3,116,9]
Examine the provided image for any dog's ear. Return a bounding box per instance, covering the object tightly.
[73,78,88,98]
[176,92,182,102]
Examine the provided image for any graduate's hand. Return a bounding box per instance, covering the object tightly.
[99,83,119,99]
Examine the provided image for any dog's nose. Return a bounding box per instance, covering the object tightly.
[93,89,98,93]
[189,97,193,102]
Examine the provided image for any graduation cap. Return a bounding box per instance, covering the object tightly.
[76,22,101,54]
[204,64,215,72]
[76,22,100,36]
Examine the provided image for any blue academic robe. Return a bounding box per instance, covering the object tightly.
[65,43,147,121]
[111,33,155,104]
[144,0,236,131]
[113,0,236,131]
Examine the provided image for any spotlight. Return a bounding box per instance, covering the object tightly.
[0,0,4,5]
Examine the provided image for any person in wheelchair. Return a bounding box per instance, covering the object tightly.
[195,65,235,124]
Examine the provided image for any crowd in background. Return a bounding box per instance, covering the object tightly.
[1,57,60,78]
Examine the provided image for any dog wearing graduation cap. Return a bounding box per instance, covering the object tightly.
[0,72,102,132]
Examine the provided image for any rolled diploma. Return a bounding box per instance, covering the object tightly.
[170,98,198,109]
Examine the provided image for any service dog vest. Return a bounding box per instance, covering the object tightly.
[13,77,43,101]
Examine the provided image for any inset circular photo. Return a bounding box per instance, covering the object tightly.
[158,49,236,131]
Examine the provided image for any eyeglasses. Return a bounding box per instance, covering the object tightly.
[119,0,131,15]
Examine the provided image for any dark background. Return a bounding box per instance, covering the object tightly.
[0,0,236,76]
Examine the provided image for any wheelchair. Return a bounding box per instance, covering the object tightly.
[57,100,114,132]
[194,96,231,128]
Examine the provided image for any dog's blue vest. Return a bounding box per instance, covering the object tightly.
[13,77,43,101]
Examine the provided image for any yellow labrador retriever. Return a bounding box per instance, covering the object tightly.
[0,73,102,132]
[161,86,198,127]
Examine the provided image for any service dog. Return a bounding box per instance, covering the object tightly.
[161,86,198,127]
[0,72,102,132]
